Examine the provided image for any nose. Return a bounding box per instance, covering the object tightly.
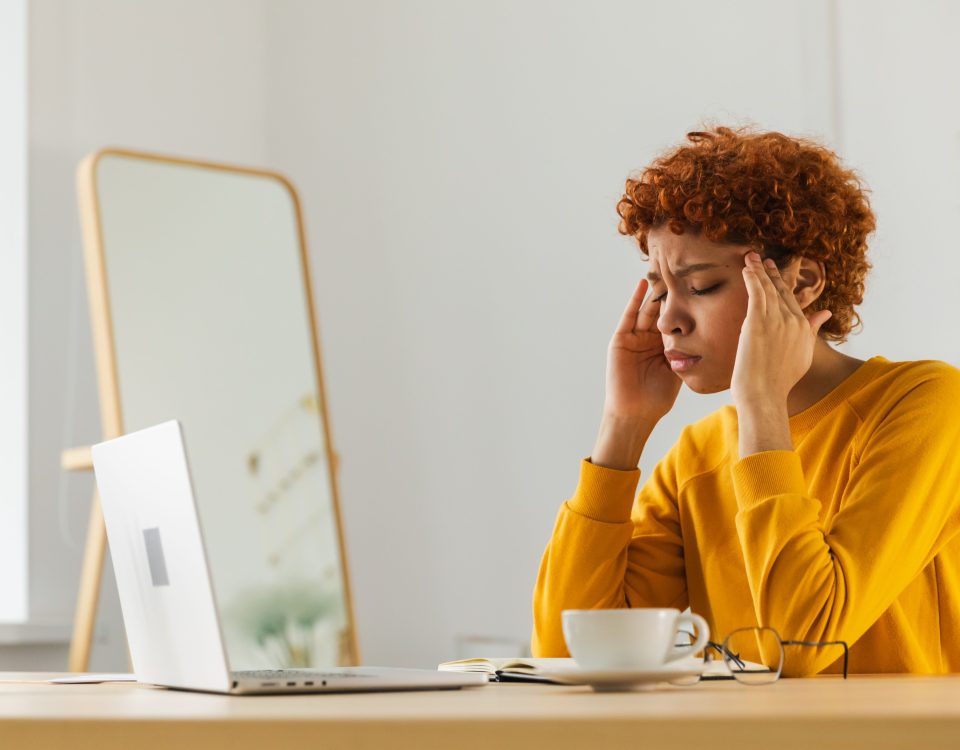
[655,293,692,337]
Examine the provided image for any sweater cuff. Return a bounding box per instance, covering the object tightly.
[730,450,807,511]
[566,457,641,523]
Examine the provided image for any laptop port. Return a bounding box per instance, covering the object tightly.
[286,682,296,686]
[261,682,277,687]
[304,681,314,686]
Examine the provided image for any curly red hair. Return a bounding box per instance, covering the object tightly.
[616,125,876,343]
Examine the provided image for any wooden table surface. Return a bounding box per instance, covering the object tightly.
[2,672,960,749]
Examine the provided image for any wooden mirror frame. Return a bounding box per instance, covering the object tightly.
[65,148,360,671]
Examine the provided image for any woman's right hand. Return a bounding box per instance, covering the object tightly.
[603,278,681,422]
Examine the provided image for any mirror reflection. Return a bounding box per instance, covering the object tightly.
[94,152,353,668]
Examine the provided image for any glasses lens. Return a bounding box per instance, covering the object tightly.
[667,630,705,686]
[723,627,782,685]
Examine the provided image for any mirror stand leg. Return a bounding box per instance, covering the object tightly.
[68,489,106,672]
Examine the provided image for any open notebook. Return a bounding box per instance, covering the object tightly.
[438,657,577,683]
[437,657,737,682]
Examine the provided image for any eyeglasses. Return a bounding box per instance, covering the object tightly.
[671,625,849,685]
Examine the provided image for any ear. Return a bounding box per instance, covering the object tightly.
[790,257,826,309]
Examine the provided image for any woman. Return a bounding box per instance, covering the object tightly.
[531,125,960,675]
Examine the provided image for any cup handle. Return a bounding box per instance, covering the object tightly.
[665,612,710,664]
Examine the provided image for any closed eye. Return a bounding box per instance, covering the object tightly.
[653,283,722,303]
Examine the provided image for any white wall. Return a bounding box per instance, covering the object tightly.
[833,0,960,365]
[6,0,957,673]
[262,0,837,667]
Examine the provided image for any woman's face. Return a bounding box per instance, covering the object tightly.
[646,226,760,394]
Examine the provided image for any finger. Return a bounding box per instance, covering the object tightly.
[634,291,663,333]
[748,253,792,323]
[762,258,804,315]
[747,252,780,301]
[615,278,651,334]
[808,309,833,336]
[742,264,766,319]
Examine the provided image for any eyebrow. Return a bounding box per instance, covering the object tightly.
[646,262,726,282]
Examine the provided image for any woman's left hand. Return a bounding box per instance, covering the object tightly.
[731,251,833,409]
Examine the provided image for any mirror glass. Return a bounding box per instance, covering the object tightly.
[93,153,353,668]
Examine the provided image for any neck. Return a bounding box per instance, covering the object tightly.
[787,340,865,417]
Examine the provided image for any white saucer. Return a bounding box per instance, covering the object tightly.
[538,662,705,692]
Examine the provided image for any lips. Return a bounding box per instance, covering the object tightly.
[663,349,700,361]
[664,349,701,373]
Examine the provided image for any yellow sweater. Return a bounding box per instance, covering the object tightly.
[532,355,960,675]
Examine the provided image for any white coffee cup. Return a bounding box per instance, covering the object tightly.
[561,608,710,670]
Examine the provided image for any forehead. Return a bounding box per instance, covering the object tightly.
[646,226,747,280]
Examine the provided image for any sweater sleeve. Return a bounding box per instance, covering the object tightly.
[531,436,688,657]
[731,370,960,675]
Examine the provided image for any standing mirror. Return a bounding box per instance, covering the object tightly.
[70,148,359,670]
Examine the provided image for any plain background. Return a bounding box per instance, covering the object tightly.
[3,0,959,671]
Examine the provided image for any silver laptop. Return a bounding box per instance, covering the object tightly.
[91,419,486,695]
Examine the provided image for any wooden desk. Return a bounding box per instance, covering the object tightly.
[2,673,960,749]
